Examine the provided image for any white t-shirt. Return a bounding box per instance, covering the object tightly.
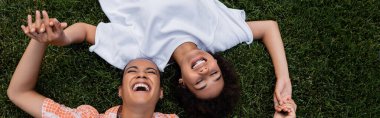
[90,0,253,71]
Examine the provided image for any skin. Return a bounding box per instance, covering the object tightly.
[119,59,163,118]
[273,96,297,118]
[23,10,295,116]
[8,11,164,118]
[172,42,224,100]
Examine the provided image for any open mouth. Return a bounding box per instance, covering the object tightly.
[132,83,150,92]
[192,58,207,69]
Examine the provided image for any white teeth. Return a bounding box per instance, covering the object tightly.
[192,59,206,69]
[133,83,150,91]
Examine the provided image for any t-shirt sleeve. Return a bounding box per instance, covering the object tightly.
[207,0,253,53]
[41,98,99,118]
[89,22,141,69]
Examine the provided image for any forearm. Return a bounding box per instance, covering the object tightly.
[261,24,289,79]
[63,22,96,45]
[247,21,289,79]
[7,39,47,117]
[8,40,47,93]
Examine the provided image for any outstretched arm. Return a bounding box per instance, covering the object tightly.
[7,10,97,117]
[21,10,96,46]
[7,39,48,117]
[246,20,292,111]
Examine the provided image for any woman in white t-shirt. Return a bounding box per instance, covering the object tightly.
[22,0,295,116]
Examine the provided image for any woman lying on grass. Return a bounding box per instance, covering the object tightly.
[20,0,295,116]
[8,16,177,117]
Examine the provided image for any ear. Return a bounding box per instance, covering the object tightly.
[178,78,186,88]
[160,87,164,99]
[118,86,122,98]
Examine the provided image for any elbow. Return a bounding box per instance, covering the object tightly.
[266,20,279,30]
[7,85,16,103]
[7,77,22,103]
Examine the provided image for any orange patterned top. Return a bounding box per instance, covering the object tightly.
[41,98,178,118]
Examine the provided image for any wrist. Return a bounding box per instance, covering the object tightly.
[276,75,290,80]
[30,39,48,47]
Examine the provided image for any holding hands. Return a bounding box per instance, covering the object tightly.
[274,96,297,118]
[274,77,293,110]
[273,77,295,117]
[21,10,69,46]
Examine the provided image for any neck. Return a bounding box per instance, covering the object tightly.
[172,42,198,64]
[120,104,155,118]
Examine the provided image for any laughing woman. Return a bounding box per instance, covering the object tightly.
[7,19,177,117]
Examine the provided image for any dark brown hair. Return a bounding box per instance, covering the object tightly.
[172,54,241,118]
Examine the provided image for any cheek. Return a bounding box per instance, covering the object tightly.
[182,73,196,84]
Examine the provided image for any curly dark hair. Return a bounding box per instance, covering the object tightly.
[172,54,241,118]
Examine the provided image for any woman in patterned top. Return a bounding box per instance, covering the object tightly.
[7,11,177,118]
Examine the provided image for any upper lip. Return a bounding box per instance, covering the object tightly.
[191,57,207,70]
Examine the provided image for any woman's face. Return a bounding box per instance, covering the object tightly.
[119,59,163,107]
[179,50,224,99]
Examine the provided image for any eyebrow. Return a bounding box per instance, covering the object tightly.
[146,67,158,71]
[125,66,138,71]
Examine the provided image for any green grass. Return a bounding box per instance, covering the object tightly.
[1,0,379,117]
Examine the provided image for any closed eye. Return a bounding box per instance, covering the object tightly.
[195,79,203,85]
[211,71,218,76]
[147,71,156,74]
[127,70,137,73]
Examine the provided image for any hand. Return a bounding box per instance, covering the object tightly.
[274,98,296,118]
[21,10,68,45]
[274,77,292,112]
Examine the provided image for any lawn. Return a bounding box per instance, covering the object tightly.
[1,0,379,117]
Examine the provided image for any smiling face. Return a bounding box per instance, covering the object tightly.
[178,50,224,99]
[119,59,163,108]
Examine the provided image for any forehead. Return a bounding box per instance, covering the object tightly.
[125,59,157,69]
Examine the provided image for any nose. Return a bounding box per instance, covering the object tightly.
[137,72,147,79]
[199,66,209,75]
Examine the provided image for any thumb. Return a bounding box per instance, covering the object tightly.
[275,90,284,105]
[60,22,68,29]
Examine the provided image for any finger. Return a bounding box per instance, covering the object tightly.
[53,18,62,32]
[39,23,45,33]
[273,95,282,112]
[288,107,296,116]
[49,18,55,27]
[60,22,68,29]
[21,25,28,33]
[25,32,37,40]
[30,28,39,38]
[35,10,41,31]
[274,105,282,112]
[42,10,53,34]
[27,15,35,33]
